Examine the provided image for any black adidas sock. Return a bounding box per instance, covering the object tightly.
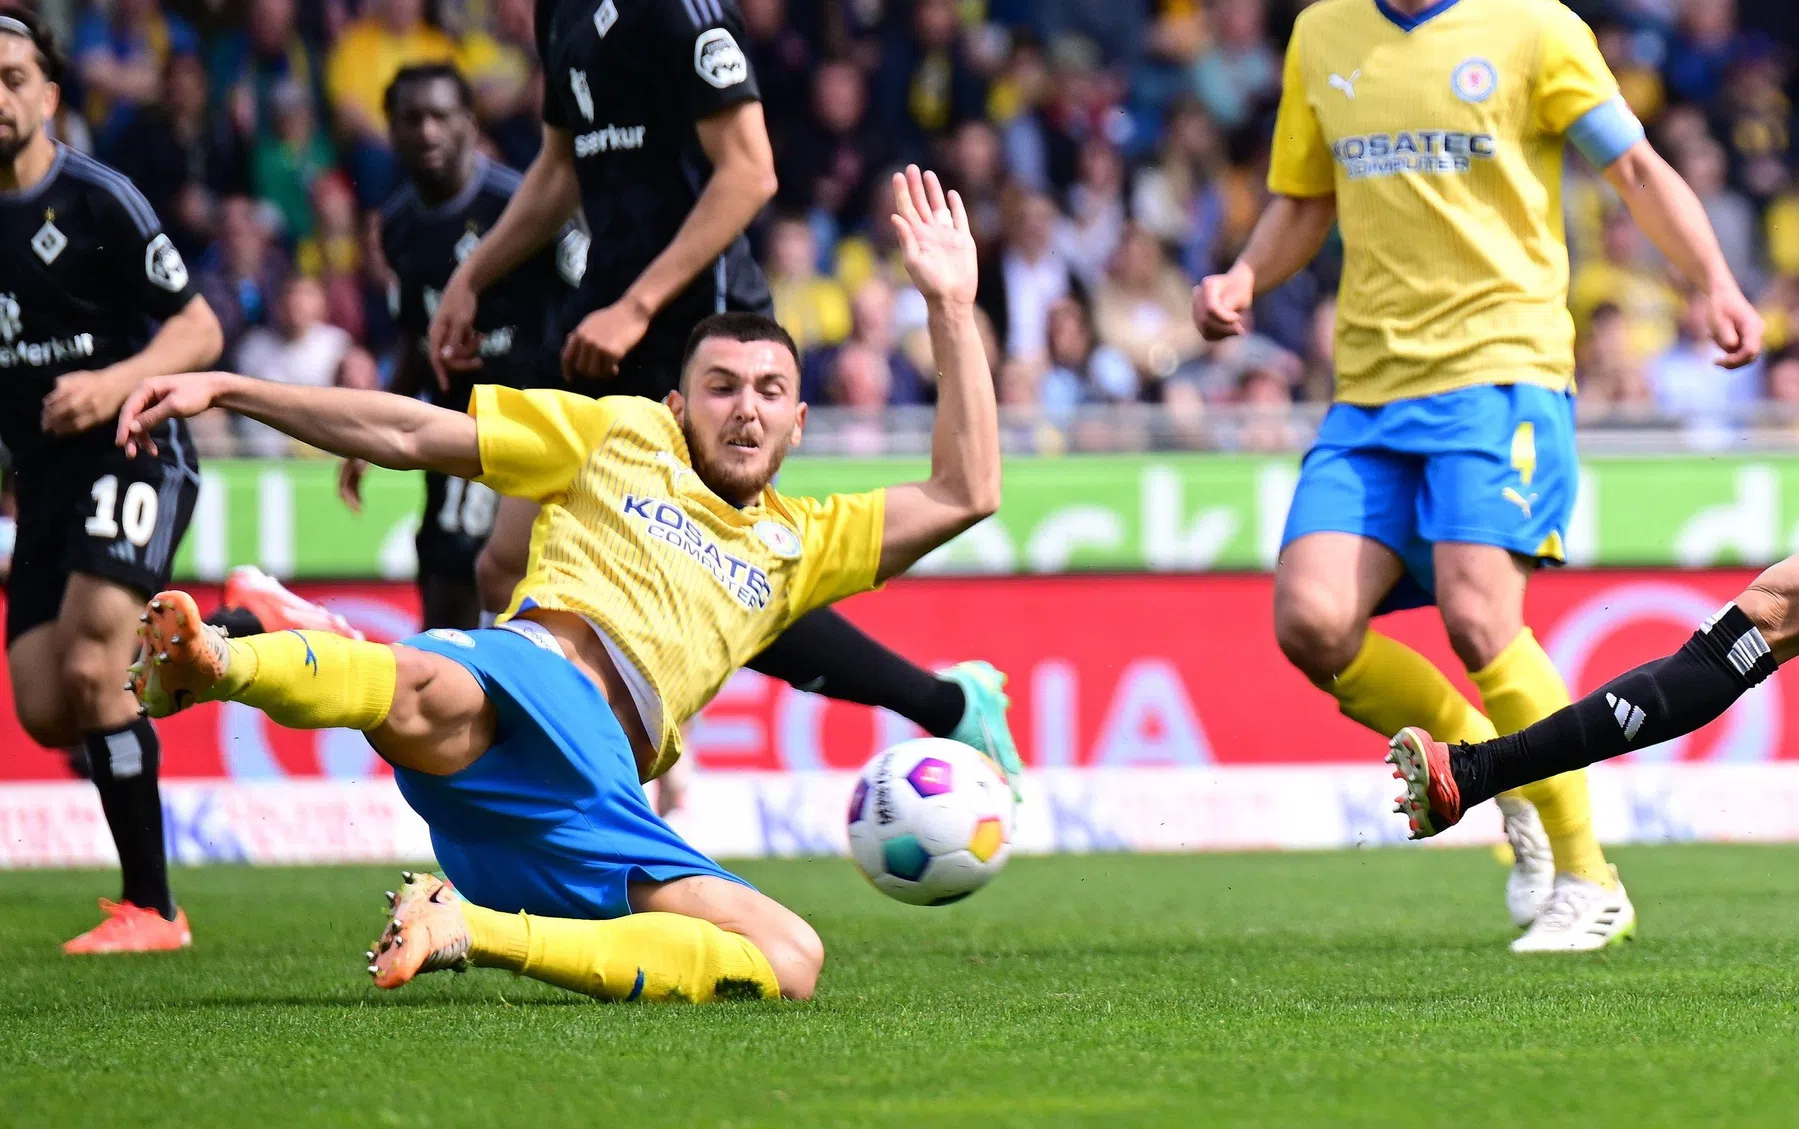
[205,606,265,637]
[84,717,175,920]
[1453,604,1779,806]
[746,607,966,737]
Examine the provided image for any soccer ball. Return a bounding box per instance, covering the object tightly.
[846,737,1015,905]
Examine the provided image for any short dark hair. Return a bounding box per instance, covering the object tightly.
[680,313,801,382]
[383,63,474,119]
[0,5,66,85]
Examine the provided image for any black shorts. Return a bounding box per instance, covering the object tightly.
[7,440,199,645]
[414,470,500,583]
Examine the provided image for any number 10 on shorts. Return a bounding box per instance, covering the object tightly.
[87,473,159,547]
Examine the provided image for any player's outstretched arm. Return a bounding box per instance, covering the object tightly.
[1605,140,1764,369]
[1193,194,1336,341]
[431,124,582,381]
[117,373,482,479]
[877,167,999,583]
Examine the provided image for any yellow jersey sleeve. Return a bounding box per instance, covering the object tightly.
[1266,28,1334,198]
[470,385,615,501]
[783,489,886,616]
[1533,6,1620,136]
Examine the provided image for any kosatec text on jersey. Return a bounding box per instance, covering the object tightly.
[1331,131,1496,180]
[622,494,773,611]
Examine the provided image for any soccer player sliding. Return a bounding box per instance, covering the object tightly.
[118,167,994,1005]
[1195,0,1762,950]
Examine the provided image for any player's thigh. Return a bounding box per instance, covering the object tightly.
[474,495,539,611]
[5,493,77,744]
[366,644,497,775]
[630,873,824,1000]
[1431,542,1531,670]
[55,573,159,730]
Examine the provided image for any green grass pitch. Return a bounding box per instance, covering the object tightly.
[4,845,1797,1128]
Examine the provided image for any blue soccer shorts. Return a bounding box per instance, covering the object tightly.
[1280,383,1577,613]
[391,623,750,920]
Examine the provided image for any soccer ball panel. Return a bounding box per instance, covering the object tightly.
[847,738,1016,906]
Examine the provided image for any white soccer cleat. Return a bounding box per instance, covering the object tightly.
[1510,866,1636,953]
[1497,795,1555,928]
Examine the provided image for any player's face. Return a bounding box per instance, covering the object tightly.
[0,36,55,164]
[391,79,472,187]
[670,338,807,505]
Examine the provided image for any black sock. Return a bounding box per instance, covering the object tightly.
[84,717,175,920]
[1453,604,1778,806]
[746,607,966,737]
[205,606,265,637]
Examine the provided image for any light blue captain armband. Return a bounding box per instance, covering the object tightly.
[1567,94,1646,169]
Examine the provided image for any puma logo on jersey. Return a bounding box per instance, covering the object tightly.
[1328,70,1360,99]
[1502,487,1538,518]
[575,123,646,158]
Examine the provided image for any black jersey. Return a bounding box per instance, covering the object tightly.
[536,0,773,346]
[0,145,200,465]
[380,157,587,409]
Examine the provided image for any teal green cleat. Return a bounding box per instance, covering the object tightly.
[941,661,1023,800]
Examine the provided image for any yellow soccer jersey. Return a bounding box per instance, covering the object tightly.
[470,386,886,778]
[1269,0,1645,405]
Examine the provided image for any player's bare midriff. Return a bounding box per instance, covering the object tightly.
[512,606,660,777]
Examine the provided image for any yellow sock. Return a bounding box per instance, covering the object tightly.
[1468,629,1612,886]
[463,904,780,1003]
[1328,630,1498,745]
[213,631,396,731]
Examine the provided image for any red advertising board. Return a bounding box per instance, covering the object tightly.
[0,570,1785,780]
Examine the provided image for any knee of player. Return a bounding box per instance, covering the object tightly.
[14,698,77,749]
[1436,590,1519,670]
[1272,589,1363,679]
[58,643,127,711]
[764,917,825,1001]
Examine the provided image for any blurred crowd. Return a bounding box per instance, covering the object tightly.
[23,0,1799,453]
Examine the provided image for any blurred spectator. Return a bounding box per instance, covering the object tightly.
[207,0,320,137]
[1191,0,1277,131]
[1569,208,1684,364]
[1057,138,1129,290]
[1767,347,1799,418]
[252,79,338,241]
[1235,365,1304,452]
[873,0,987,163]
[945,120,1006,247]
[101,52,246,255]
[439,0,533,137]
[804,277,928,406]
[1297,294,1336,404]
[1595,20,1667,125]
[1576,302,1655,424]
[236,276,375,455]
[326,0,455,205]
[73,0,200,135]
[1132,96,1225,278]
[1714,39,1793,206]
[768,215,852,354]
[1026,0,1152,68]
[990,34,1076,194]
[297,174,368,340]
[828,341,893,408]
[1041,296,1139,414]
[979,188,1082,361]
[200,196,292,358]
[1094,224,1204,383]
[742,0,813,133]
[1677,137,1763,296]
[1664,0,1747,105]
[1649,291,1764,445]
[777,58,888,233]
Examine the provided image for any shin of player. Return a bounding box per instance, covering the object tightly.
[0,9,222,952]
[121,167,997,1003]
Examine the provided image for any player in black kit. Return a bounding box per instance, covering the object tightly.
[341,65,585,631]
[0,9,223,952]
[427,0,1022,786]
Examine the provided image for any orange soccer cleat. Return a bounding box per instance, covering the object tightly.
[223,565,364,640]
[131,590,232,718]
[367,871,473,991]
[1386,726,1465,839]
[62,899,192,954]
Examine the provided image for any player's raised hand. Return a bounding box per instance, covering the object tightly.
[561,300,651,382]
[1193,265,1256,341]
[1707,285,1765,370]
[427,275,484,388]
[42,370,134,436]
[115,373,228,458]
[891,166,977,307]
[338,458,369,514]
